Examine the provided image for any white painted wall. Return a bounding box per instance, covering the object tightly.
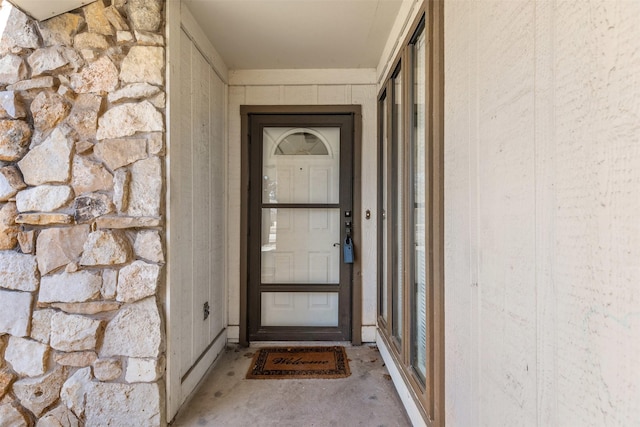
[444,1,640,425]
[226,70,379,342]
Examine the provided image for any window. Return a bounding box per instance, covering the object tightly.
[377,2,444,424]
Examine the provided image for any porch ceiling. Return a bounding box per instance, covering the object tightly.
[181,0,404,70]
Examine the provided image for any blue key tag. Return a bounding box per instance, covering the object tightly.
[343,236,354,264]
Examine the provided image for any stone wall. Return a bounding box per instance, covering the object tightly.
[0,0,166,425]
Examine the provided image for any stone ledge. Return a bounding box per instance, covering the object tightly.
[95,216,162,229]
[15,213,73,225]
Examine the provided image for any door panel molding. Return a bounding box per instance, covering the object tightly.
[240,105,362,345]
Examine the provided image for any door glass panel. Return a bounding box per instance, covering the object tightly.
[263,127,340,204]
[261,208,340,284]
[380,94,389,322]
[392,65,404,343]
[412,28,427,383]
[261,292,339,326]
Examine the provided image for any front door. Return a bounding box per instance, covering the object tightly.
[247,113,354,341]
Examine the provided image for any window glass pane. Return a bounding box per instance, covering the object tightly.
[392,66,403,343]
[411,28,428,383]
[261,292,338,326]
[380,94,389,322]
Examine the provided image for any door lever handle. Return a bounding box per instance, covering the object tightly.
[333,242,341,247]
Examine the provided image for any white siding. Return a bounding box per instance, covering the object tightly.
[226,77,378,342]
[445,1,640,425]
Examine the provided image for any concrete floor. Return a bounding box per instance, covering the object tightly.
[172,344,411,427]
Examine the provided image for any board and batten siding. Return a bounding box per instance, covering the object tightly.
[166,2,229,420]
[226,75,378,343]
[444,1,640,425]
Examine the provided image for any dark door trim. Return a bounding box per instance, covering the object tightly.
[239,105,362,345]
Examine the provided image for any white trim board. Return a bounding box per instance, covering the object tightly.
[229,69,377,86]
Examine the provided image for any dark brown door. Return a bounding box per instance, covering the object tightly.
[247,113,354,341]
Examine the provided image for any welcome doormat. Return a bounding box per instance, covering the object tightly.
[246,346,351,379]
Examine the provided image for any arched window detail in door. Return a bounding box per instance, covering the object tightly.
[274,129,331,156]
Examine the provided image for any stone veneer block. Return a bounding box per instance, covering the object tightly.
[79,230,132,266]
[38,13,85,47]
[94,137,147,170]
[0,90,26,119]
[96,101,163,140]
[50,312,102,352]
[0,119,31,162]
[104,5,129,31]
[51,301,121,315]
[101,269,118,299]
[28,46,72,77]
[0,202,19,250]
[0,54,27,85]
[30,309,54,344]
[117,260,159,303]
[126,0,162,32]
[64,93,102,141]
[13,367,67,417]
[72,156,114,195]
[7,76,56,91]
[125,357,163,383]
[61,367,92,418]
[0,403,29,426]
[36,225,90,275]
[0,4,40,54]
[83,0,114,36]
[0,165,27,201]
[0,368,16,399]
[16,185,73,213]
[113,168,130,212]
[127,156,162,216]
[84,382,161,425]
[100,297,162,358]
[37,405,80,427]
[17,230,35,254]
[120,46,164,85]
[73,193,115,224]
[70,56,118,94]
[73,32,108,50]
[95,215,162,229]
[54,351,98,367]
[15,213,73,225]
[134,230,164,263]
[5,336,49,377]
[39,271,102,303]
[107,83,160,104]
[93,358,122,382]
[30,91,70,132]
[18,128,73,186]
[0,251,38,291]
[0,290,32,336]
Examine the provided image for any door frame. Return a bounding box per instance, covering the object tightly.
[240,105,362,346]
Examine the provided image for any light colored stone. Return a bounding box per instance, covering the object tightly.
[104,5,129,31]
[125,357,163,383]
[50,312,102,352]
[31,309,54,344]
[74,32,109,51]
[85,381,161,425]
[37,405,80,427]
[28,46,70,77]
[18,128,73,186]
[147,132,164,156]
[70,56,118,94]
[84,0,114,36]
[15,213,73,225]
[95,215,162,229]
[75,140,93,154]
[72,156,113,195]
[0,202,18,250]
[79,230,132,266]
[17,229,35,254]
[0,55,27,85]
[0,368,15,399]
[50,301,121,315]
[100,296,163,358]
[101,269,117,299]
[5,336,49,377]
[30,92,71,132]
[96,101,163,140]
[0,120,31,162]
[128,156,162,216]
[13,367,66,417]
[61,367,91,418]
[149,91,165,109]
[134,230,164,263]
[120,46,164,86]
[107,83,161,104]
[38,13,85,47]
[133,30,164,46]
[54,351,97,368]
[0,290,32,336]
[7,77,56,92]
[126,0,163,32]
[94,137,147,170]
[0,4,40,54]
[39,271,102,303]
[116,31,134,44]
[117,261,159,303]
[0,251,38,291]
[92,358,122,381]
[0,166,26,201]
[0,403,28,427]
[36,226,90,275]
[16,185,73,213]
[64,93,102,140]
[0,91,25,119]
[113,168,130,212]
[79,48,96,62]
[73,193,114,223]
